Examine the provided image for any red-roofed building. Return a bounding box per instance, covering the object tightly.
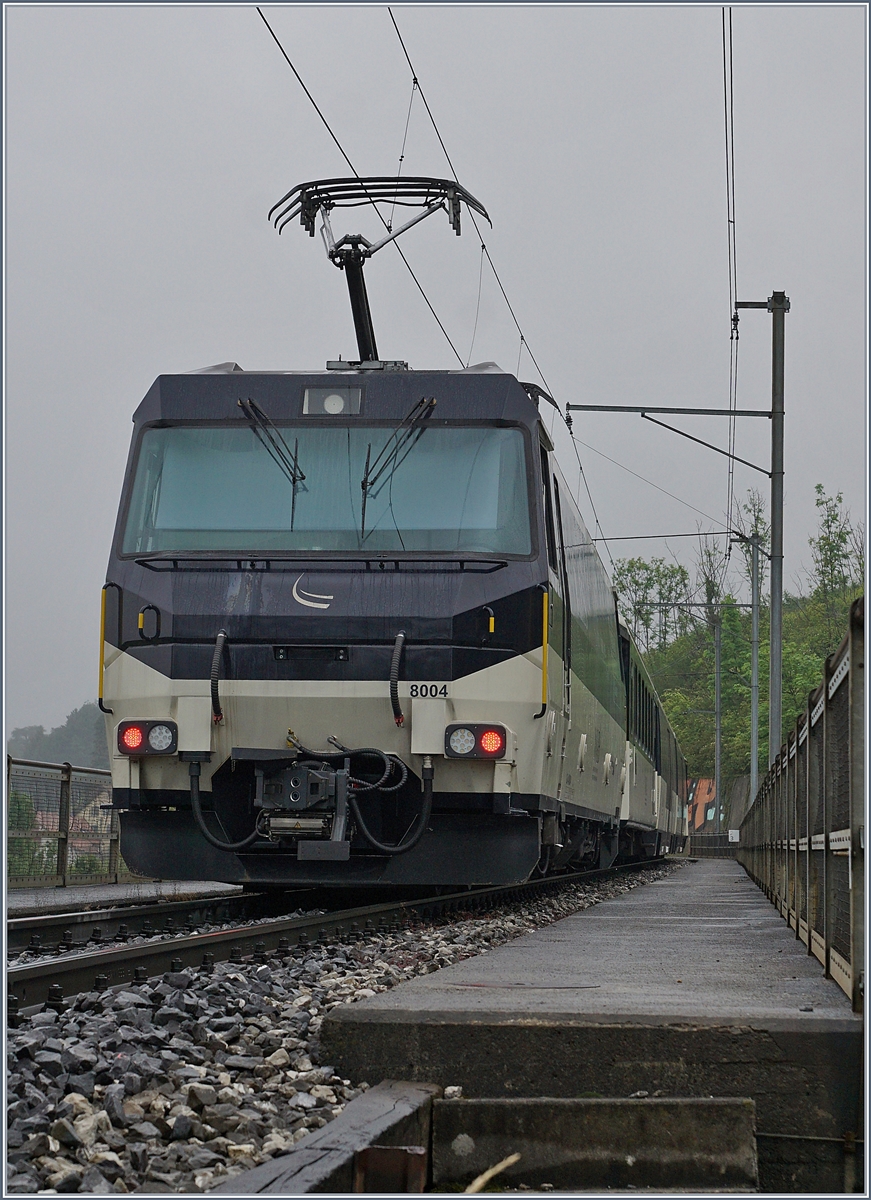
[687,778,717,832]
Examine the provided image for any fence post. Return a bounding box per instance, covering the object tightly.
[822,654,834,980]
[798,705,810,947]
[109,809,121,883]
[5,756,10,883]
[56,762,72,885]
[849,598,864,1013]
[787,744,791,912]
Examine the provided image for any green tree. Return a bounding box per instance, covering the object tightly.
[615,486,864,781]
[7,702,109,769]
[7,789,53,877]
[70,853,103,877]
[731,487,770,596]
[612,557,690,652]
[807,484,863,648]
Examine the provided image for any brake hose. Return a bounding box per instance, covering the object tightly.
[390,631,406,726]
[289,739,394,790]
[211,629,228,724]
[287,733,428,855]
[348,758,433,855]
[187,760,262,851]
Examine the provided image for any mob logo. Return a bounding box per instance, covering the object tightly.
[292,575,334,611]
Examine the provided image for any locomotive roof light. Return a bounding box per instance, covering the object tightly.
[303,385,362,415]
[117,720,178,756]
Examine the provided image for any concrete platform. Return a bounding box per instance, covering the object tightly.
[322,860,863,1193]
[6,879,242,917]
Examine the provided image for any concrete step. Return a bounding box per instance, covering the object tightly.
[321,861,862,1193]
[432,1096,758,1192]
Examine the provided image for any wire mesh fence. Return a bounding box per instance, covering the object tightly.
[686,832,738,858]
[737,596,864,1012]
[6,757,144,887]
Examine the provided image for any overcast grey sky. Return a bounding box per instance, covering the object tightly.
[4,4,866,731]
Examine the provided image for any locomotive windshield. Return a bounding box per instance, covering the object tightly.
[121,423,532,555]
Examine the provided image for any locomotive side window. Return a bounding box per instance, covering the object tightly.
[552,477,572,680]
[629,665,660,765]
[539,447,558,572]
[122,424,532,555]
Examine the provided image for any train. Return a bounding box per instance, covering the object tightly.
[100,176,687,887]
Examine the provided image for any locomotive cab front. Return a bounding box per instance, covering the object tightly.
[102,364,574,886]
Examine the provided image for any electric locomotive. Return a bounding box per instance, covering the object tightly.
[101,176,687,886]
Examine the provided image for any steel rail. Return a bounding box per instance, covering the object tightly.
[6,891,304,955]
[8,860,666,1009]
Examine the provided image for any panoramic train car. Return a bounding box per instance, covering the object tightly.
[618,624,689,856]
[100,174,687,887]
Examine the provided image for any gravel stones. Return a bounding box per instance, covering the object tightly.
[185,1084,216,1110]
[6,862,681,1192]
[47,1118,82,1148]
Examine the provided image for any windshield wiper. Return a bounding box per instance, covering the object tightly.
[360,396,436,541]
[238,398,306,530]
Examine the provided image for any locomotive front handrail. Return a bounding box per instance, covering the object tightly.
[534,586,549,720]
[133,557,509,573]
[99,582,122,714]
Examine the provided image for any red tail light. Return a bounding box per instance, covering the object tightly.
[117,720,178,755]
[122,725,144,751]
[444,723,507,759]
[479,729,505,755]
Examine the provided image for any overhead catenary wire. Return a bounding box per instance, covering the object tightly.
[256,6,464,366]
[722,6,740,545]
[570,434,724,527]
[388,78,418,232]
[566,433,615,569]
[465,242,485,367]
[387,7,613,562]
[389,11,556,396]
[592,531,730,542]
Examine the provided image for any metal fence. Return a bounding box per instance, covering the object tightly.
[6,757,141,887]
[687,832,738,858]
[737,596,864,1012]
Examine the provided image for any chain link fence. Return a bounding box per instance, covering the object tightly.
[7,757,144,887]
[737,596,864,1012]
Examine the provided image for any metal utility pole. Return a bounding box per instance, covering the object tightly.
[768,292,788,764]
[750,535,761,801]
[732,528,763,803]
[568,286,788,775]
[714,611,722,834]
[736,291,789,765]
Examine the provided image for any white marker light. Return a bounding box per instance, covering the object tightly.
[148,724,174,752]
[448,727,476,755]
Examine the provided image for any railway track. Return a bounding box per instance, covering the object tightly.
[6,890,296,956]
[7,860,664,1010]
